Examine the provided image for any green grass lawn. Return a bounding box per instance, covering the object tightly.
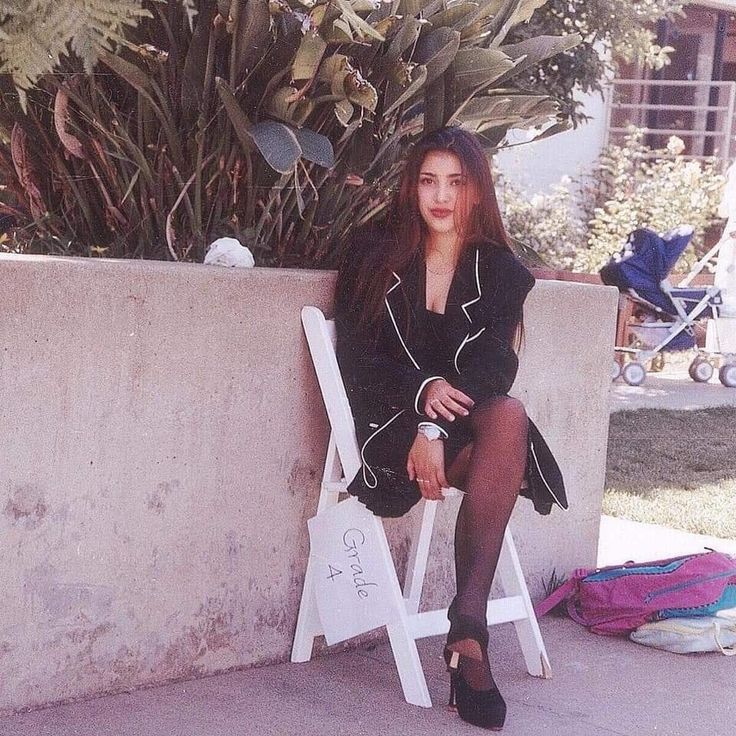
[604,408,736,540]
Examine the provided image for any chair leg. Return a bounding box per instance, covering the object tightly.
[496,528,552,679]
[402,500,438,615]
[291,556,324,663]
[386,615,433,708]
[293,441,341,663]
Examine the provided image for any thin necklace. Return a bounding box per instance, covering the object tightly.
[425,240,457,276]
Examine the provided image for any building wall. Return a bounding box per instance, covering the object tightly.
[495,88,609,196]
[497,4,735,195]
[0,254,618,712]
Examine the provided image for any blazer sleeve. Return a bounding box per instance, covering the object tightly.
[437,255,535,436]
[334,239,444,414]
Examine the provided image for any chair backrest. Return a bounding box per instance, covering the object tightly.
[301,306,362,481]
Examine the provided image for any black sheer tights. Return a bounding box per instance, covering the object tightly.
[445,396,528,690]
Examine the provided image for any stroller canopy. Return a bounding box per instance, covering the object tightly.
[600,227,694,315]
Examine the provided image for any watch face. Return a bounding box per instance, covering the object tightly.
[420,425,441,441]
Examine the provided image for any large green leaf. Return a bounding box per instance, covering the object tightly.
[292,32,328,82]
[216,76,255,153]
[334,0,385,41]
[424,76,445,132]
[331,69,351,98]
[267,87,314,126]
[450,48,515,90]
[456,0,506,31]
[481,0,519,41]
[397,0,437,15]
[414,28,461,85]
[248,121,302,173]
[385,64,428,115]
[425,5,480,30]
[325,16,353,42]
[294,128,335,168]
[335,98,354,126]
[385,18,423,64]
[498,33,582,78]
[510,0,549,25]
[233,0,271,82]
[455,93,558,128]
[488,0,549,47]
[181,2,216,113]
[99,48,153,94]
[520,119,572,144]
[373,15,403,39]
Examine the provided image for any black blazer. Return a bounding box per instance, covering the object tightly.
[335,226,567,517]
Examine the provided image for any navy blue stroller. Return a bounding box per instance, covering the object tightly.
[600,226,734,386]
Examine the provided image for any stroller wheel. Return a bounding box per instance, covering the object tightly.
[612,360,622,381]
[622,362,646,386]
[719,363,736,388]
[689,358,713,383]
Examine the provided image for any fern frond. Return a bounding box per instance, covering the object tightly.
[0,0,153,107]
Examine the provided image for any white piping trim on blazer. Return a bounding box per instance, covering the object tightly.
[453,327,486,373]
[529,438,567,510]
[386,272,421,370]
[455,248,483,371]
[360,409,406,489]
[414,375,445,415]
[460,248,481,324]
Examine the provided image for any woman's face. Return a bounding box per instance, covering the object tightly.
[416,150,474,239]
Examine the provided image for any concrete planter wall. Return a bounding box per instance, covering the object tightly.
[0,254,617,713]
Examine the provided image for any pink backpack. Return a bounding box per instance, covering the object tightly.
[535,551,736,636]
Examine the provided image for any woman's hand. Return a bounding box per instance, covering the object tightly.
[406,433,448,500]
[422,379,474,422]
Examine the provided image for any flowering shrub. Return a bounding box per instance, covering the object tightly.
[500,130,725,273]
[499,175,585,270]
[579,130,725,272]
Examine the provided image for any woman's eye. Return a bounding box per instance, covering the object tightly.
[420,177,433,185]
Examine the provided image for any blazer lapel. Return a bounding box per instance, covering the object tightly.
[448,245,482,326]
[384,244,485,372]
[384,257,423,370]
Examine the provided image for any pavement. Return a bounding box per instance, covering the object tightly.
[2,356,734,735]
[609,351,736,412]
[2,556,734,736]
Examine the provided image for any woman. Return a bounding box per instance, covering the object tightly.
[334,127,567,731]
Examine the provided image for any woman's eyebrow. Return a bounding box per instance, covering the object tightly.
[419,171,465,177]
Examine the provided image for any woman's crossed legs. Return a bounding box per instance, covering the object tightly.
[445,396,528,689]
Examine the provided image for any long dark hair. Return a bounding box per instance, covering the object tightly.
[346,127,523,347]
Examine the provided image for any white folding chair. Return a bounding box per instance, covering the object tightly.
[291,306,551,708]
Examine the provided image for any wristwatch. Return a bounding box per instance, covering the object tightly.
[417,422,443,441]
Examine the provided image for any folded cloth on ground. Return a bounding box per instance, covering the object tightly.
[630,609,736,655]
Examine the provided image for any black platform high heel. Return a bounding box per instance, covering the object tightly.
[444,608,507,731]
